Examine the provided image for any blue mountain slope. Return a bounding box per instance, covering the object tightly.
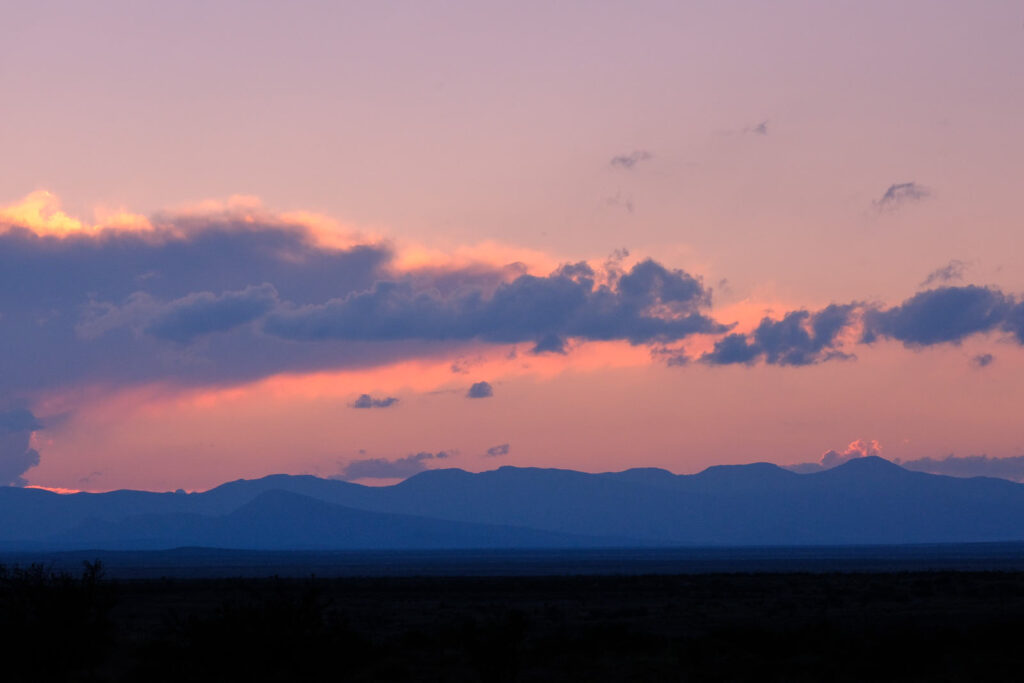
[49,490,624,550]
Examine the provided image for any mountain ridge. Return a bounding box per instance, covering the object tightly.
[5,457,1024,549]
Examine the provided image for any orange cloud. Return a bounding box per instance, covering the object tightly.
[0,190,152,236]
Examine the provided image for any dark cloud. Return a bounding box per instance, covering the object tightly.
[351,394,399,409]
[0,218,391,397]
[335,450,451,481]
[0,408,42,486]
[862,286,1011,347]
[610,150,652,170]
[875,182,930,210]
[702,304,856,366]
[702,284,1024,367]
[1002,301,1024,344]
[897,454,1024,482]
[532,333,567,354]
[485,443,510,457]
[5,201,1024,415]
[265,259,723,348]
[701,333,761,365]
[467,381,493,399]
[973,353,995,368]
[145,284,279,343]
[921,260,966,287]
[1,208,730,405]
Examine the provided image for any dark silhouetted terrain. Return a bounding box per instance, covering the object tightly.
[6,457,1024,549]
[5,562,1024,682]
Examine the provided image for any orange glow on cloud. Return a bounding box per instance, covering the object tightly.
[0,190,153,236]
[1,191,578,278]
[393,240,560,276]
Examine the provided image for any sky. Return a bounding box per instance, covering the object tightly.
[2,0,1024,491]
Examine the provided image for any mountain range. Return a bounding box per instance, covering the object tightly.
[4,457,1024,550]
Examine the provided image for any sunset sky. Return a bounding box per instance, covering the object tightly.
[2,0,1024,492]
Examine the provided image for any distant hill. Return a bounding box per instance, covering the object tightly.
[5,457,1024,550]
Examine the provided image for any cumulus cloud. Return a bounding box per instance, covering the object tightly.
[610,150,652,170]
[786,439,882,474]
[875,182,930,210]
[351,394,399,409]
[0,408,42,486]
[335,450,451,480]
[467,381,493,399]
[485,443,510,457]
[896,454,1024,482]
[702,304,857,366]
[921,260,966,287]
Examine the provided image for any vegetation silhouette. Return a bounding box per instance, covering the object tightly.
[4,566,1024,681]
[0,561,115,681]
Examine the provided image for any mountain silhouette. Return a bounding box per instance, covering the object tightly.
[50,490,618,550]
[5,457,1024,549]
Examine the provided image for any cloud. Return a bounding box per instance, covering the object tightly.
[0,408,42,486]
[0,205,392,397]
[896,454,1024,482]
[531,333,567,355]
[0,195,732,405]
[606,192,635,214]
[467,381,493,399]
[862,286,1011,347]
[702,304,857,366]
[786,439,882,474]
[485,443,510,457]
[973,353,995,368]
[335,450,451,480]
[145,284,279,343]
[700,284,1024,367]
[921,260,966,288]
[745,120,769,135]
[265,259,724,349]
[5,190,1024,419]
[875,182,930,210]
[610,150,652,170]
[351,394,399,409]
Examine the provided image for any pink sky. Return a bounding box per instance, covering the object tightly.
[2,1,1024,491]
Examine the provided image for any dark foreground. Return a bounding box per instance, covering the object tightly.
[5,564,1024,681]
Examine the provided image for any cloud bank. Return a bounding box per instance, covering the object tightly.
[3,192,1024,411]
[0,197,726,405]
